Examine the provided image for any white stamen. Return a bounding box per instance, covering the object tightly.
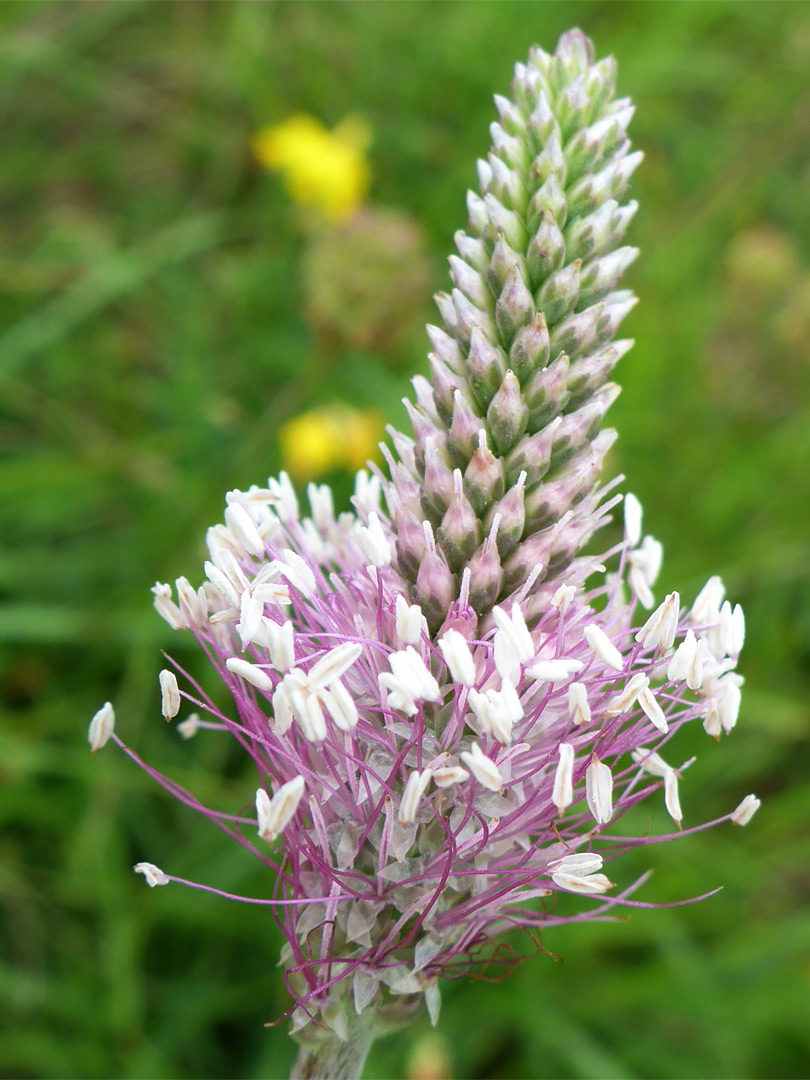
[399,768,433,824]
[549,852,604,876]
[585,754,613,824]
[635,591,680,655]
[238,589,264,646]
[664,769,683,824]
[308,642,363,688]
[379,648,441,716]
[529,657,584,682]
[159,669,181,720]
[264,620,296,673]
[460,742,503,791]
[605,672,649,715]
[307,482,335,529]
[584,624,624,672]
[638,686,668,733]
[175,576,207,628]
[256,775,305,843]
[624,492,643,546]
[271,682,294,735]
[433,765,470,788]
[288,683,328,742]
[177,713,201,740]
[395,595,428,646]
[730,793,761,826]
[356,512,392,568]
[354,470,382,514]
[319,681,359,733]
[88,702,115,752]
[551,870,614,894]
[267,471,299,523]
[552,583,576,613]
[279,549,317,598]
[568,681,591,726]
[224,500,265,557]
[667,629,710,690]
[552,742,575,813]
[492,603,535,682]
[438,629,477,687]
[467,680,522,746]
[691,575,725,623]
[151,582,185,630]
[717,679,742,733]
[134,862,169,887]
[631,748,672,778]
[628,535,663,609]
[225,657,274,693]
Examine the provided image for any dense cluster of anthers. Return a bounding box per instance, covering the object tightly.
[89,29,759,1076]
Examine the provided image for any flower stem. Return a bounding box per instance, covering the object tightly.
[290,1008,381,1080]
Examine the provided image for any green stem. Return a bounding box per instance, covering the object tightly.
[290,1007,381,1080]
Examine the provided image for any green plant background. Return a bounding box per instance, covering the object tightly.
[2,2,809,1077]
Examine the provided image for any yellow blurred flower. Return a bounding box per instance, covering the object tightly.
[279,404,383,480]
[253,114,371,222]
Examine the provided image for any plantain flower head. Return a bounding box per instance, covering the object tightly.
[95,30,758,1079]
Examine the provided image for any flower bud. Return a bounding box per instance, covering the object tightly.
[487,234,526,294]
[522,351,570,428]
[448,389,483,468]
[509,313,550,382]
[496,268,535,348]
[466,522,504,615]
[526,212,566,287]
[421,437,455,519]
[486,471,526,559]
[526,173,567,235]
[487,370,529,454]
[449,254,490,310]
[438,470,482,572]
[536,260,581,328]
[465,326,508,404]
[463,431,505,515]
[505,416,561,489]
[428,352,466,422]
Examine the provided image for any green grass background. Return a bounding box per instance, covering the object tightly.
[2,2,809,1077]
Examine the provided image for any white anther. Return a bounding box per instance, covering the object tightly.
[635,591,680,655]
[354,470,382,514]
[529,657,584,682]
[267,472,299,523]
[238,589,264,646]
[492,602,535,682]
[631,748,672,778]
[204,560,242,607]
[256,775,305,843]
[691,575,725,624]
[379,648,441,715]
[271,682,294,735]
[467,680,522,746]
[433,765,470,788]
[585,754,613,824]
[605,672,650,715]
[175,576,207,628]
[159,669,181,720]
[624,492,643,547]
[551,583,576,613]
[667,629,710,690]
[287,683,328,742]
[356,512,392,568]
[308,642,362,689]
[279,549,317,598]
[730,793,760,826]
[307,482,335,529]
[549,852,612,894]
[552,742,575,813]
[717,678,741,734]
[263,619,295,673]
[663,769,682,824]
[460,742,504,792]
[584,624,624,672]
[710,600,744,658]
[177,713,201,740]
[88,701,115,752]
[568,681,591,726]
[224,500,265,557]
[628,535,663,609]
[134,862,169,887]
[225,657,274,693]
[395,595,428,646]
[151,582,186,630]
[638,685,668,733]
[399,768,433,824]
[319,681,359,733]
[438,629,477,687]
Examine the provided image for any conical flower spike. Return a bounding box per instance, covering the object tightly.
[387,29,641,622]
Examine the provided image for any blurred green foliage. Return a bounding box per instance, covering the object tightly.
[1,2,809,1078]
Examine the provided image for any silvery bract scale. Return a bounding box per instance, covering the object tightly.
[91,29,757,1080]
